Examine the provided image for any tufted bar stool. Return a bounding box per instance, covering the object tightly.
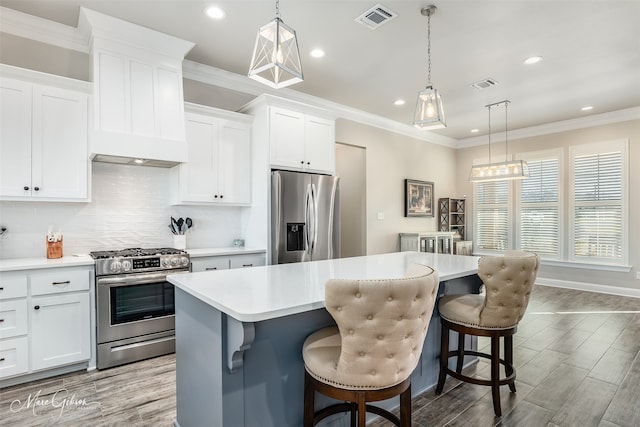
[435,250,539,417]
[302,264,439,427]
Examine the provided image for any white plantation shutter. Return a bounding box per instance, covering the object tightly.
[571,142,627,263]
[519,157,559,256]
[474,180,509,251]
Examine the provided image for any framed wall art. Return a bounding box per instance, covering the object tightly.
[404,179,434,217]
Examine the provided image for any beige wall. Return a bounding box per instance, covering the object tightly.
[456,119,640,291]
[336,119,459,255]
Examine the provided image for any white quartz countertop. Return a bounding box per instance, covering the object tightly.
[0,255,95,272]
[168,252,480,323]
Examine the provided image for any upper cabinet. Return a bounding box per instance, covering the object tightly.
[241,95,337,175]
[171,104,252,206]
[79,8,194,165]
[0,70,90,202]
[269,107,335,174]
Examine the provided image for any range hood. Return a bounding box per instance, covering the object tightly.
[79,8,194,167]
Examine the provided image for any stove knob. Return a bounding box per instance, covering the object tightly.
[162,259,170,267]
[180,256,189,266]
[122,260,132,271]
[171,258,179,266]
[110,261,122,273]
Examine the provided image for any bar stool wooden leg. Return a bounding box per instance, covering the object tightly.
[400,383,411,427]
[505,335,516,393]
[435,322,450,394]
[490,335,502,417]
[357,394,366,427]
[456,332,466,373]
[304,371,314,427]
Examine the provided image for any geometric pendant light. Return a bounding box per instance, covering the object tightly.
[248,0,304,89]
[468,100,530,182]
[413,5,446,130]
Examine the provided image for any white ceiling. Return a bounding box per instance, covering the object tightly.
[1,0,639,141]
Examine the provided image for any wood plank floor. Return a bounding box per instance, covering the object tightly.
[1,284,639,426]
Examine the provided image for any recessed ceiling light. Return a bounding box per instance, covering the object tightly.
[394,99,406,106]
[310,48,325,58]
[581,106,594,111]
[470,129,479,133]
[134,158,145,164]
[205,6,225,20]
[524,56,543,65]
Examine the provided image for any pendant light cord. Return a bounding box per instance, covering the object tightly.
[504,101,509,161]
[488,105,492,163]
[427,10,432,84]
[275,0,280,18]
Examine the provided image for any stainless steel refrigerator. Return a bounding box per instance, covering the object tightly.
[272,170,340,264]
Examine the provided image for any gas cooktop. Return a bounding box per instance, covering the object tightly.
[89,247,187,259]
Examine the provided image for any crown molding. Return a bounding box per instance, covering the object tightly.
[182,60,459,148]
[457,106,640,149]
[0,6,89,53]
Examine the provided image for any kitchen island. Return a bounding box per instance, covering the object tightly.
[168,251,482,427]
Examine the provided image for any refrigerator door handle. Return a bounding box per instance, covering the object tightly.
[311,183,318,253]
[305,183,312,255]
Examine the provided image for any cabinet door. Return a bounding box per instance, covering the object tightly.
[0,78,32,198]
[32,85,89,200]
[180,113,218,202]
[0,299,28,339]
[218,121,251,204]
[304,115,335,174]
[31,293,90,371]
[269,107,305,170]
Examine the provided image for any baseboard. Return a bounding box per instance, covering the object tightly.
[536,278,640,299]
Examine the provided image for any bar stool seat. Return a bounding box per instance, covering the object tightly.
[435,250,539,417]
[303,264,439,426]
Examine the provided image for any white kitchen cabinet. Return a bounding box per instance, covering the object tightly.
[0,266,91,381]
[269,106,335,174]
[31,292,90,371]
[190,253,266,272]
[0,76,89,201]
[171,105,252,205]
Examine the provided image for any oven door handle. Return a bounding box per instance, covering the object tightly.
[97,270,187,287]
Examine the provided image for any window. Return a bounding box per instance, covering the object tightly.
[474,179,510,252]
[516,152,561,258]
[472,139,628,268]
[570,140,628,265]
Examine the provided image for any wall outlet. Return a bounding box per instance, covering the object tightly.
[377,212,385,220]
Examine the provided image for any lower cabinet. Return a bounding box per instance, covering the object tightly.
[0,266,91,382]
[191,252,266,273]
[30,292,90,371]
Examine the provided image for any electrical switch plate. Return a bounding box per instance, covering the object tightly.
[377,212,385,220]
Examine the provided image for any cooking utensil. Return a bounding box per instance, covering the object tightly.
[186,217,193,229]
[171,217,179,234]
[177,218,184,234]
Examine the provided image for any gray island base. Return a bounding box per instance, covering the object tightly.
[169,252,482,427]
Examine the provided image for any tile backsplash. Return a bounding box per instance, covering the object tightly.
[0,162,244,259]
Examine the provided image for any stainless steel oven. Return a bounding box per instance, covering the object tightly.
[90,248,189,369]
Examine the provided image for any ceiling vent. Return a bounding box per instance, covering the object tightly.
[355,4,397,29]
[470,78,499,90]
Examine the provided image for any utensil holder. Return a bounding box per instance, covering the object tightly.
[173,235,186,250]
[46,237,63,259]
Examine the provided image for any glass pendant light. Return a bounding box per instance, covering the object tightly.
[468,100,530,182]
[248,0,303,89]
[414,5,446,130]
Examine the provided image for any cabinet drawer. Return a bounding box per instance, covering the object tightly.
[0,336,29,379]
[30,268,90,296]
[0,299,28,339]
[191,257,230,272]
[230,254,266,269]
[0,273,28,300]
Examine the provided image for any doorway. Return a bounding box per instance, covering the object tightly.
[336,143,366,258]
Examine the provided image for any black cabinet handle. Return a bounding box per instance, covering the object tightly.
[52,280,71,285]
[220,195,223,199]
[0,357,5,362]
[34,186,40,191]
[300,160,304,164]
[214,195,218,198]
[205,267,218,271]
[24,186,29,191]
[242,264,253,267]
[0,287,4,290]
[307,162,310,165]
[0,319,4,322]
[34,305,40,310]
